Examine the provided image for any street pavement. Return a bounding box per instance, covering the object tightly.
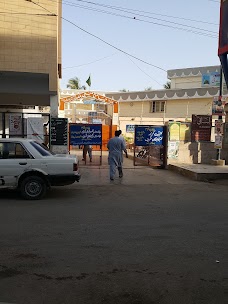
[0,157,228,304]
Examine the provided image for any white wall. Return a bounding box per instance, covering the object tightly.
[171,76,202,89]
[119,97,215,137]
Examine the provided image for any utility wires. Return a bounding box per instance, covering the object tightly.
[25,0,167,72]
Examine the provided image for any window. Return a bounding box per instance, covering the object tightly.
[161,101,165,112]
[30,141,53,157]
[151,101,166,113]
[0,142,30,159]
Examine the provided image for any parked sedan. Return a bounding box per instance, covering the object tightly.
[0,138,81,200]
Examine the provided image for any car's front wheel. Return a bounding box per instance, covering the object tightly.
[20,176,47,200]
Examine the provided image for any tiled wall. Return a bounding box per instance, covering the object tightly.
[0,0,61,92]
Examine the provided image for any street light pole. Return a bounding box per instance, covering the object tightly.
[217,66,223,160]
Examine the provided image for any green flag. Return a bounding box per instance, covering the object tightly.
[86,75,91,87]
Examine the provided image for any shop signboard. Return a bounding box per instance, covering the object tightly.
[191,115,212,142]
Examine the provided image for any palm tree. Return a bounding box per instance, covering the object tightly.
[164,81,171,89]
[119,89,129,92]
[145,86,152,91]
[67,77,86,90]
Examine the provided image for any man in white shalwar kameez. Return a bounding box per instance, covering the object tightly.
[107,130,126,181]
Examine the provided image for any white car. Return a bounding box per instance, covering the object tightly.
[0,138,81,200]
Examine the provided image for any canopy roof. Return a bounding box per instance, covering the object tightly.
[60,91,117,105]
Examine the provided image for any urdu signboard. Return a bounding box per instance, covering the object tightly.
[191,115,212,142]
[134,126,164,146]
[69,124,102,146]
[218,0,228,89]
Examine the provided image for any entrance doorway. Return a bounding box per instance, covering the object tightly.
[133,125,167,168]
[69,123,117,166]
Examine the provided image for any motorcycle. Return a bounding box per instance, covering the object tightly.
[136,147,149,159]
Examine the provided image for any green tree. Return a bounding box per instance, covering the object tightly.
[163,81,171,89]
[67,77,86,90]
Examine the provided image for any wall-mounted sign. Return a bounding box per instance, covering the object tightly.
[169,122,180,141]
[202,72,220,87]
[9,114,22,135]
[212,97,225,115]
[27,117,44,143]
[92,118,102,124]
[214,135,223,149]
[191,115,212,142]
[168,141,179,159]
[69,124,102,146]
[135,125,164,146]
[215,120,223,135]
[51,118,68,146]
[84,100,101,104]
[126,125,135,133]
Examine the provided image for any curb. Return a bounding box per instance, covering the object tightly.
[168,164,228,182]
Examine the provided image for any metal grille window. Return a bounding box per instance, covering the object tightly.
[151,101,166,113]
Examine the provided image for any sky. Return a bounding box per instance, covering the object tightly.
[60,0,221,92]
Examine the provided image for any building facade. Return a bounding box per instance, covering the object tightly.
[106,65,228,139]
[0,0,62,113]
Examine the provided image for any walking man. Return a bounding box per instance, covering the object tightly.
[118,130,128,158]
[107,130,126,181]
[82,145,92,162]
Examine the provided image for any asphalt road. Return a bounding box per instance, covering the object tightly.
[0,168,228,304]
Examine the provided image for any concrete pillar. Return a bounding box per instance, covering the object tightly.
[50,95,58,118]
[50,94,69,154]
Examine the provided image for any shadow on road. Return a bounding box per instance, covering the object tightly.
[0,187,85,203]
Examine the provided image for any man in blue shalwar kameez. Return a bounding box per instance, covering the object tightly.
[107,130,126,181]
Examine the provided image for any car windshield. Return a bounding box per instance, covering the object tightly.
[30,141,55,157]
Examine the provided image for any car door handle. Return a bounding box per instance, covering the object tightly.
[19,162,27,165]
